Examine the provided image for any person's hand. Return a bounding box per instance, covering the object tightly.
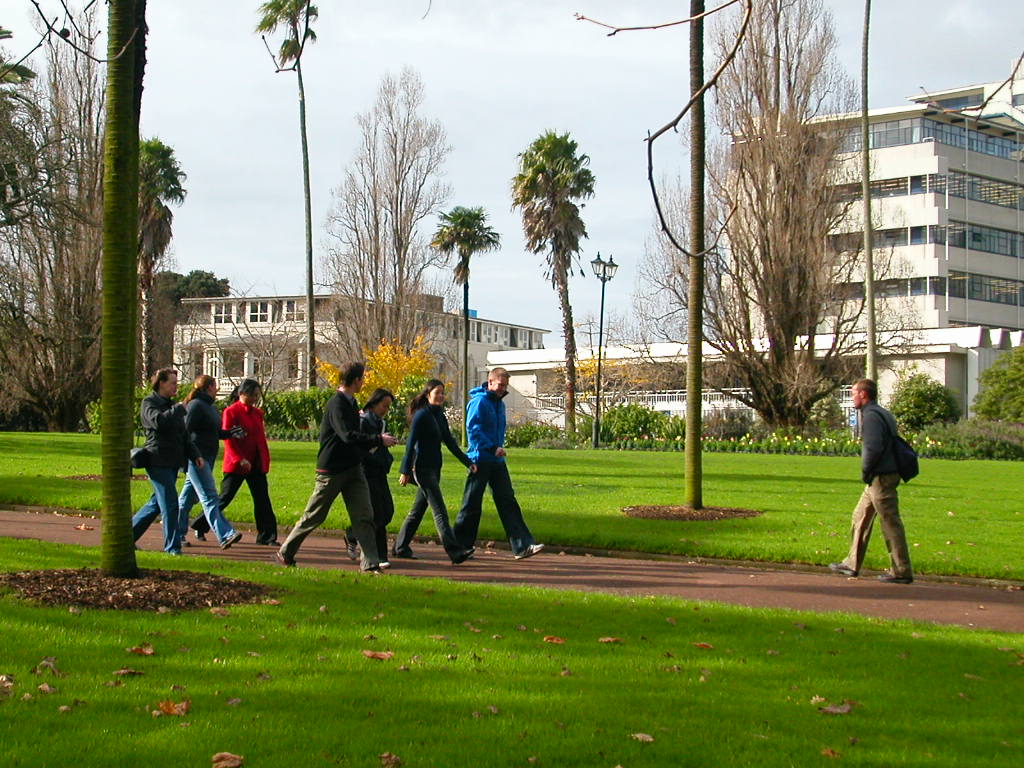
[468,463,478,474]
[240,458,251,471]
[398,473,409,486]
[381,432,398,447]
[173,403,187,417]
[495,447,506,458]
[195,457,205,469]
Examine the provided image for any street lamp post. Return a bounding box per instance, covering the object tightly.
[590,253,617,449]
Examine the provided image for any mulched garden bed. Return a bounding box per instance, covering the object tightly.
[622,505,763,521]
[0,568,270,611]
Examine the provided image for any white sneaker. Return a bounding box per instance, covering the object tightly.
[514,543,544,560]
[379,561,392,570]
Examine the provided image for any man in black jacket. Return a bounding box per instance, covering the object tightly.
[276,362,397,571]
[829,379,913,584]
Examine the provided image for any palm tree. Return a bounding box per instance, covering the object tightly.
[431,206,501,411]
[511,131,595,436]
[256,0,318,388]
[101,0,146,577]
[0,27,36,84]
[138,138,186,377]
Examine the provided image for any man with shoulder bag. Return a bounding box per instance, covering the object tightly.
[829,378,914,584]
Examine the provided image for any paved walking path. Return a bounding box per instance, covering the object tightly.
[1,506,1021,633]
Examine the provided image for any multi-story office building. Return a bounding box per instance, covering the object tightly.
[173,293,547,401]
[832,71,1024,331]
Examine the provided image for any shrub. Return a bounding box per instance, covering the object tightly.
[262,388,334,432]
[913,419,1024,460]
[505,422,562,448]
[529,437,576,450]
[657,415,687,440]
[85,385,169,435]
[973,346,1024,421]
[808,395,846,432]
[600,403,668,441]
[888,373,961,432]
[702,410,753,440]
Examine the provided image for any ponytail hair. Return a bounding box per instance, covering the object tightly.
[407,379,444,423]
[184,374,216,403]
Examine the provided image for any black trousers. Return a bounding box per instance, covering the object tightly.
[193,470,277,544]
[346,471,395,561]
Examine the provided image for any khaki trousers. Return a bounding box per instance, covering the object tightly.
[840,472,912,578]
[280,466,380,569]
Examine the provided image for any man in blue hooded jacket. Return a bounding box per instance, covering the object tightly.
[453,367,544,560]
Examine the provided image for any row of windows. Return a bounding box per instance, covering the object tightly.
[842,117,1021,160]
[837,171,1024,211]
[196,350,301,380]
[211,300,305,324]
[833,220,1024,259]
[840,272,1024,307]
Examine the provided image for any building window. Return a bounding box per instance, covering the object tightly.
[286,350,300,380]
[249,301,270,323]
[205,353,220,379]
[284,300,305,321]
[212,302,234,324]
[221,350,245,377]
[509,328,519,347]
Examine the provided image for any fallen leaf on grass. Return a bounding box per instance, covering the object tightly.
[963,673,983,680]
[543,636,565,644]
[665,617,677,625]
[362,650,395,661]
[225,698,242,706]
[157,699,191,716]
[819,700,856,715]
[379,752,402,767]
[31,657,65,677]
[262,598,281,606]
[631,733,655,743]
[127,643,155,656]
[821,748,841,758]
[428,635,449,641]
[211,752,244,768]
[37,683,57,694]
[256,672,272,681]
[560,667,572,677]
[103,680,122,688]
[810,696,826,705]
[209,607,230,617]
[112,668,144,677]
[598,637,622,644]
[693,642,714,650]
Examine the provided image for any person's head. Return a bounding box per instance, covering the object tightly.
[486,367,510,399]
[150,368,179,398]
[184,374,217,403]
[363,388,393,417]
[408,379,445,418]
[237,378,262,406]
[339,362,366,392]
[852,378,877,410]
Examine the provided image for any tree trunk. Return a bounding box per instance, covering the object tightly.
[684,0,705,510]
[100,0,145,577]
[861,0,877,380]
[297,60,316,388]
[557,275,577,436]
[462,279,470,435]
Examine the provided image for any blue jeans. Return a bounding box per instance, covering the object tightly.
[132,465,182,553]
[179,456,236,544]
[454,461,535,556]
[393,466,463,560]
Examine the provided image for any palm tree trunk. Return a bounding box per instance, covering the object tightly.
[462,279,470,432]
[100,0,145,577]
[297,60,316,388]
[684,0,705,509]
[557,276,577,436]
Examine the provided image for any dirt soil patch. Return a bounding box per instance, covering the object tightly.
[622,505,763,521]
[0,568,270,611]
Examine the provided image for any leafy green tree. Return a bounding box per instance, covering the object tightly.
[256,0,318,388]
[100,0,147,577]
[138,138,186,376]
[431,206,500,409]
[974,347,1024,421]
[511,131,595,435]
[164,269,231,301]
[0,26,36,84]
[889,373,960,432]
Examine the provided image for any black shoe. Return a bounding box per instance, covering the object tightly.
[363,565,386,575]
[513,543,544,560]
[828,562,858,577]
[274,550,296,568]
[194,531,207,542]
[877,574,913,584]
[392,549,416,560]
[345,537,359,561]
[220,531,243,550]
[450,549,473,565]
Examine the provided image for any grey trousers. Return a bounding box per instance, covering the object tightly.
[840,472,912,578]
[280,467,380,569]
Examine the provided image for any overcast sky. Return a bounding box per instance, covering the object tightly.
[6,0,1023,347]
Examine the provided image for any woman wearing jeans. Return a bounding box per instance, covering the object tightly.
[131,368,201,554]
[178,375,243,549]
[392,380,476,564]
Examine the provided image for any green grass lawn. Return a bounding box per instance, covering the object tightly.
[0,432,1021,580]
[0,538,1020,768]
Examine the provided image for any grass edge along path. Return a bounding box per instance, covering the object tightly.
[0,432,1021,580]
[0,538,1021,768]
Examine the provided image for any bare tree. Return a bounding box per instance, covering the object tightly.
[322,67,451,360]
[0,15,104,431]
[704,0,865,426]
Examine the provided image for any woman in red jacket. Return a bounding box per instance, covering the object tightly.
[220,379,278,545]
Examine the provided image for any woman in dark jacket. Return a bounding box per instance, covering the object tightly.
[344,388,396,566]
[131,368,201,554]
[177,375,243,549]
[392,379,476,564]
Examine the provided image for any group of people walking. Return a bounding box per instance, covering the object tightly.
[133,363,542,572]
